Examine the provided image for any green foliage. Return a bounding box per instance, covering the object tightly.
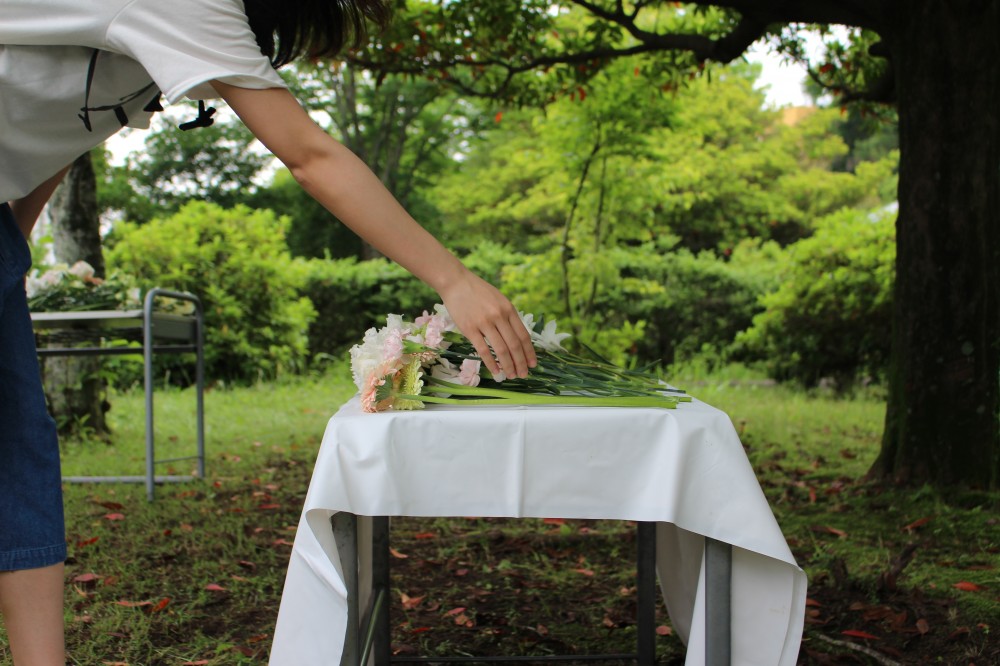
[106,202,316,383]
[247,168,363,260]
[620,245,775,368]
[98,115,271,224]
[735,207,896,388]
[298,256,436,358]
[299,241,526,358]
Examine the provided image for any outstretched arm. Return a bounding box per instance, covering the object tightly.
[211,81,536,378]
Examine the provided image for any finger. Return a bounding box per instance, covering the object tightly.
[470,333,501,378]
[488,331,519,379]
[510,312,537,367]
[492,321,532,378]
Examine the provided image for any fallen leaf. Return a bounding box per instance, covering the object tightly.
[602,615,615,628]
[953,581,984,592]
[115,600,152,608]
[401,593,425,611]
[247,634,269,644]
[947,627,970,640]
[73,573,103,585]
[390,547,409,559]
[656,625,672,636]
[916,618,930,635]
[811,525,847,538]
[410,627,432,634]
[805,598,822,607]
[454,568,470,577]
[542,518,566,525]
[99,501,125,511]
[536,624,549,636]
[842,629,880,640]
[182,661,210,665]
[258,503,281,510]
[413,532,437,540]
[573,568,595,577]
[902,517,932,532]
[204,583,227,592]
[76,537,99,547]
[444,607,466,617]
[104,513,126,521]
[150,598,171,613]
[454,613,471,626]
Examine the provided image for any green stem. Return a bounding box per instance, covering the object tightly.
[417,379,683,408]
[397,394,679,409]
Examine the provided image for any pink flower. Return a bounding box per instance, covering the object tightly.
[458,359,482,387]
[360,373,388,413]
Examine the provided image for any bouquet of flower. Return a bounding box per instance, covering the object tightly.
[349,305,690,413]
[26,261,140,312]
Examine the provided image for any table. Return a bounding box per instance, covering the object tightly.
[270,395,807,666]
[32,288,205,501]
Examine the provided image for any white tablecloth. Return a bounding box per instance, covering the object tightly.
[270,396,806,666]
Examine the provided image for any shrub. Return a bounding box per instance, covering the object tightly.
[734,207,895,388]
[614,245,771,368]
[300,257,436,359]
[106,201,316,383]
[301,241,528,358]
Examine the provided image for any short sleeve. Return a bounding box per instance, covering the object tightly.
[106,0,286,104]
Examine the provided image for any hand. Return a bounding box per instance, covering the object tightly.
[438,271,537,379]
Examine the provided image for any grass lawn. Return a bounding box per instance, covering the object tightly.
[1,360,997,665]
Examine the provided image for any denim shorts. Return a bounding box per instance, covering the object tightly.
[0,203,67,571]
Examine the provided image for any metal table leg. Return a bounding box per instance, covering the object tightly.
[636,522,656,666]
[370,516,391,666]
[334,512,361,666]
[705,537,732,666]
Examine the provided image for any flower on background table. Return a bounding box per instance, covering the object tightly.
[26,261,141,312]
[349,305,690,413]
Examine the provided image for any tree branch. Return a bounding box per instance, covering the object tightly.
[805,62,895,104]
[706,0,887,30]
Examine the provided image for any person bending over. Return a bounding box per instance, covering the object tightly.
[0,1,536,663]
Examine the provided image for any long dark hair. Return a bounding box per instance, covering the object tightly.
[244,0,392,68]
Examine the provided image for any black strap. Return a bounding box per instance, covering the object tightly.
[77,49,101,131]
[144,94,164,113]
[78,49,214,133]
[178,100,217,131]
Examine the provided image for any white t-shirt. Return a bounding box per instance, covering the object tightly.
[0,0,287,202]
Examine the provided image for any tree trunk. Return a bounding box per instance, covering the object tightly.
[869,1,1000,488]
[44,152,110,438]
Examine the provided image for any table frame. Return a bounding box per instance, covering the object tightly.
[32,288,205,501]
[332,513,732,666]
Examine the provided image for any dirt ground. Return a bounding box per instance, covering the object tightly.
[382,517,997,666]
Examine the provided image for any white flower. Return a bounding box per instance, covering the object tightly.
[39,268,66,289]
[533,319,571,352]
[25,273,44,299]
[68,261,96,280]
